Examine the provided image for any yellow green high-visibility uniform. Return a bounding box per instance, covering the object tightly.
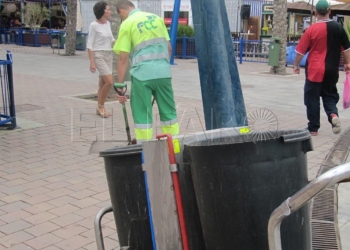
[113,9,179,142]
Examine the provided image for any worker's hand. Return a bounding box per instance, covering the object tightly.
[344,63,350,73]
[293,65,300,75]
[116,90,128,104]
[90,62,96,73]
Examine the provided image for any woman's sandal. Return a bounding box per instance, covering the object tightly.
[96,105,110,118]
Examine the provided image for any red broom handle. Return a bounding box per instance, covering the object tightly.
[156,134,190,250]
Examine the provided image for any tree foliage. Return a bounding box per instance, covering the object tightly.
[177,24,194,37]
[23,3,50,30]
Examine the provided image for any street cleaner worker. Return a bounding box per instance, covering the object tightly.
[113,0,179,143]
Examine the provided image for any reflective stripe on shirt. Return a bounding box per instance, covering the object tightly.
[133,37,167,54]
[132,52,169,65]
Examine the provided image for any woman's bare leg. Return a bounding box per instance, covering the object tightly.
[97,74,113,117]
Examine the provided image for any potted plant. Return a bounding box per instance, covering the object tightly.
[262,27,268,36]
[22,3,50,46]
[176,24,196,58]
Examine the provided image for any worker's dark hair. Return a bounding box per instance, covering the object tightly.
[93,1,108,20]
[116,0,135,13]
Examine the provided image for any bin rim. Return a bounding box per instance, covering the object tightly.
[270,37,282,43]
[99,144,142,157]
[183,129,310,147]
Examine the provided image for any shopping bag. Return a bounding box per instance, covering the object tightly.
[344,73,350,109]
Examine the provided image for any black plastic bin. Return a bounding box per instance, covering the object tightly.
[175,138,206,250]
[183,129,313,250]
[99,144,153,249]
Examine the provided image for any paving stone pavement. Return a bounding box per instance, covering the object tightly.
[0,44,350,249]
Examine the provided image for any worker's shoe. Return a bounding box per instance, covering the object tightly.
[331,113,341,135]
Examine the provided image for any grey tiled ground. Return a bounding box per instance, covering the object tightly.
[0,44,350,249]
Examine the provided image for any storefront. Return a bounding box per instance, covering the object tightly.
[260,4,273,42]
[0,2,21,28]
[162,1,191,27]
[80,0,241,33]
[240,0,273,41]
[286,1,315,42]
[0,0,85,48]
[0,0,69,29]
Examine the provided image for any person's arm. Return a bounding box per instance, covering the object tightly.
[293,53,304,74]
[113,24,132,103]
[113,24,131,82]
[108,22,116,48]
[340,27,350,72]
[87,23,96,73]
[343,49,350,72]
[115,51,130,104]
[117,51,130,83]
[293,28,310,74]
[88,49,96,73]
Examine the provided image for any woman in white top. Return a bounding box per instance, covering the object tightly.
[87,1,115,118]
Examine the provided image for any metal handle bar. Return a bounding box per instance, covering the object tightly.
[94,205,113,250]
[268,162,350,250]
[114,83,127,96]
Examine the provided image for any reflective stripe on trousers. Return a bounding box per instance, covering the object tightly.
[161,122,180,136]
[135,127,153,141]
[134,122,179,141]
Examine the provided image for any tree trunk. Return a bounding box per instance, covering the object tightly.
[65,0,77,56]
[271,0,287,75]
[105,0,122,98]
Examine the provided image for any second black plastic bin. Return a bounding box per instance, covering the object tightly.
[183,129,313,250]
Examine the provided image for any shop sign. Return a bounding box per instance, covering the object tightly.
[263,5,273,12]
[163,4,191,11]
[164,18,188,25]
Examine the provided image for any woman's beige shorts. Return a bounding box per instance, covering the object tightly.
[94,51,113,76]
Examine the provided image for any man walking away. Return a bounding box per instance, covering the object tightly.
[293,0,350,136]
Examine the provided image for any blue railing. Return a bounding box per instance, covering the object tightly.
[0,28,52,47]
[233,38,271,63]
[0,51,16,129]
[174,36,197,59]
[174,36,273,63]
[0,28,88,50]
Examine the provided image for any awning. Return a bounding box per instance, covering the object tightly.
[1,0,66,2]
[287,1,314,11]
[332,0,350,2]
[330,3,350,14]
[287,1,314,14]
[331,3,350,9]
